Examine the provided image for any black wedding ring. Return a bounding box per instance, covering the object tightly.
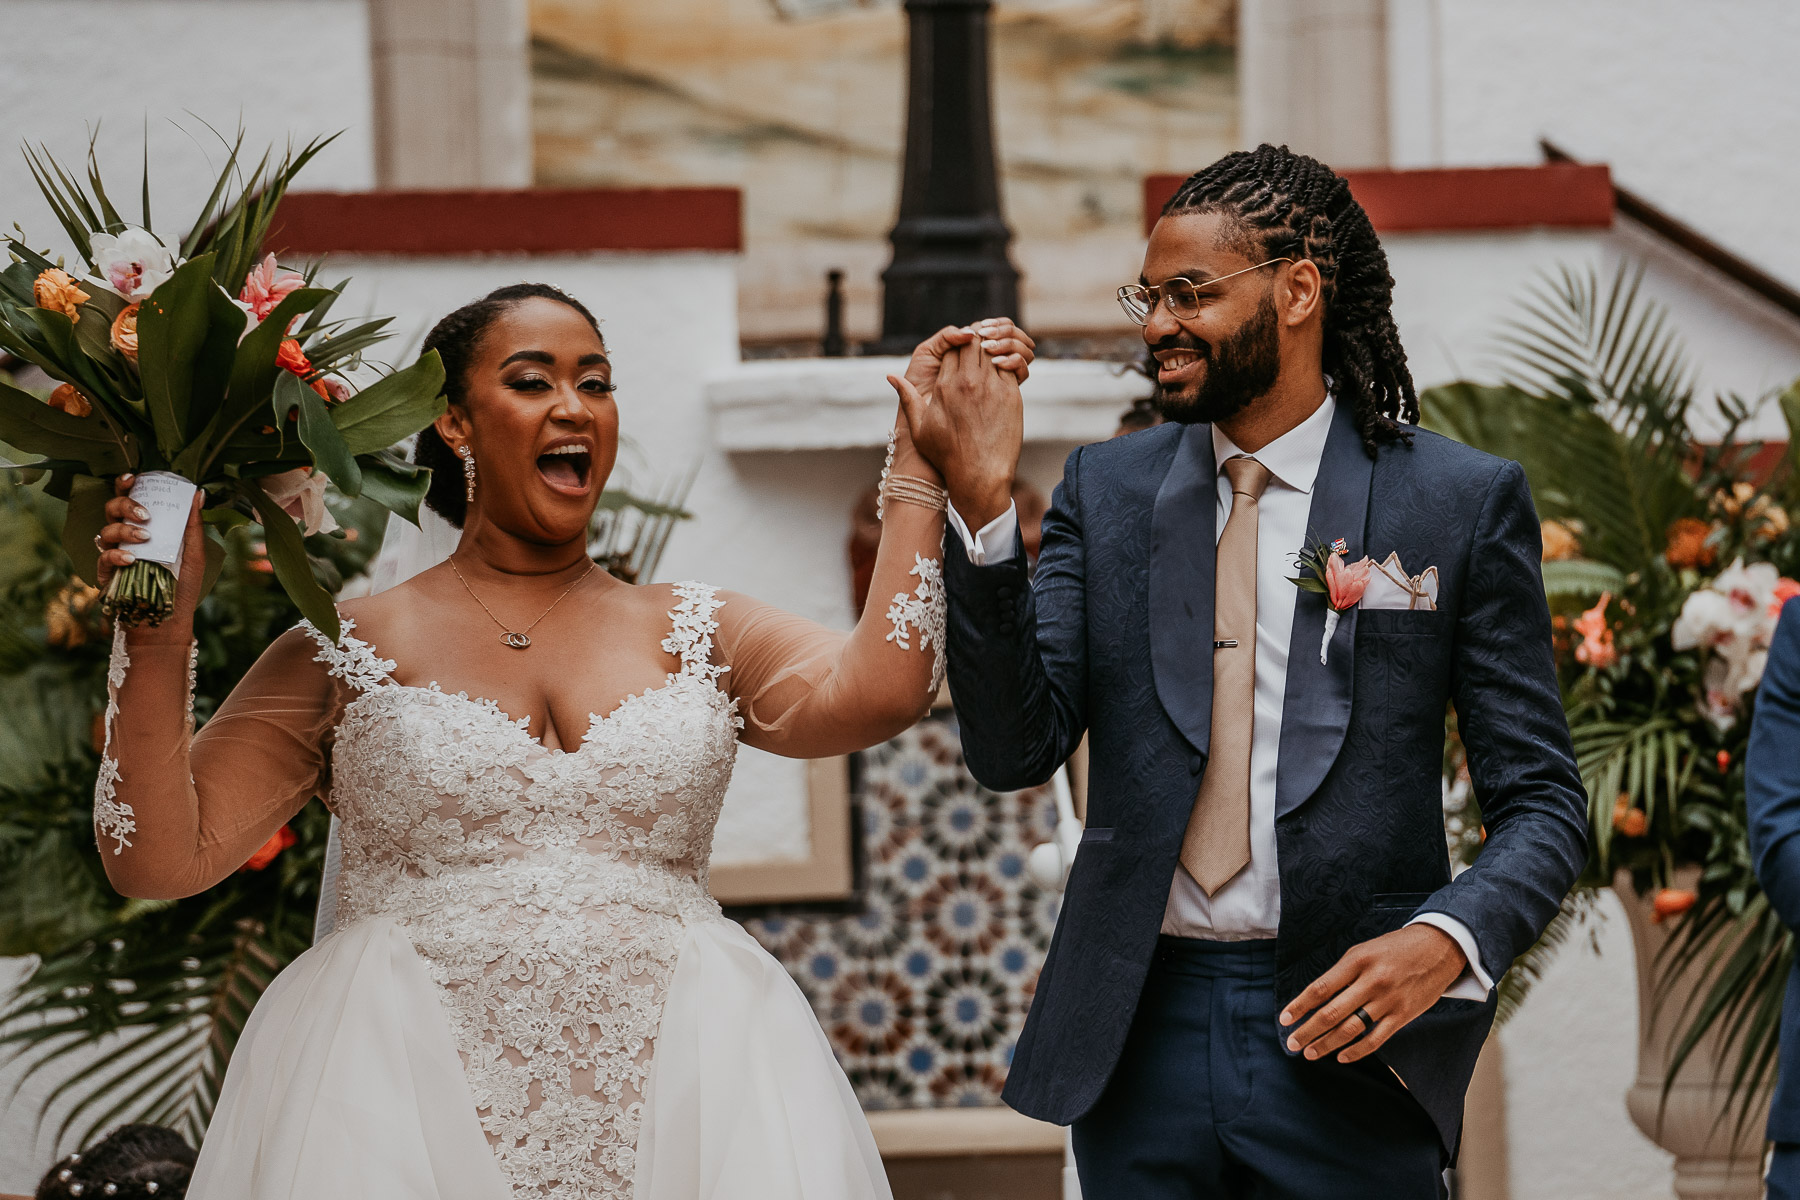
[1352,1006,1375,1032]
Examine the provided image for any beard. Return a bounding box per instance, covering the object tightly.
[1149,292,1282,425]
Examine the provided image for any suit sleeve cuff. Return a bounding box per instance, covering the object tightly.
[947,501,1020,567]
[1407,913,1494,999]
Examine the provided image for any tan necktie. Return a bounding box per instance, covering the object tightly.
[1179,455,1272,895]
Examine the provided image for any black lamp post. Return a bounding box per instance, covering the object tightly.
[870,0,1020,355]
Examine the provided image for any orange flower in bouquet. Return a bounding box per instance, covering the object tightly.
[109,302,139,361]
[32,268,89,321]
[47,383,90,417]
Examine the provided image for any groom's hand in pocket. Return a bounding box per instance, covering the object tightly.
[1278,924,1470,1064]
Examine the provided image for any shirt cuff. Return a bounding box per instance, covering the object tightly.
[946,500,1020,567]
[1407,913,1494,1001]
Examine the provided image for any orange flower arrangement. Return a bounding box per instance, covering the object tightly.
[1611,794,1647,838]
[1664,517,1718,570]
[1572,592,1617,669]
[1540,519,1580,561]
[1652,888,1697,924]
[32,268,89,322]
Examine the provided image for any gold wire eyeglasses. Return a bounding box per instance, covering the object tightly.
[1116,258,1294,325]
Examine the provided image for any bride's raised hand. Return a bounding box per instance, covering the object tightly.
[890,341,1022,529]
[97,474,207,635]
[901,318,1036,405]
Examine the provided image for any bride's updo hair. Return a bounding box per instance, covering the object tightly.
[413,282,606,528]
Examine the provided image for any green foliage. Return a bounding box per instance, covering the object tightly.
[0,463,384,1149]
[1422,261,1800,1134]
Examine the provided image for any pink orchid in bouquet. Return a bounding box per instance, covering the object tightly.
[0,134,444,640]
[236,252,307,325]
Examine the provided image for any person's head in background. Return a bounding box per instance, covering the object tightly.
[1114,397,1164,439]
[36,1125,195,1200]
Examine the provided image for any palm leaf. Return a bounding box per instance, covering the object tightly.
[1540,559,1628,601]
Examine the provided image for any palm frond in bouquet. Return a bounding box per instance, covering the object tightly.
[0,133,443,641]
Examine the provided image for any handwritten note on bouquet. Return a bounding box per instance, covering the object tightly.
[128,472,198,578]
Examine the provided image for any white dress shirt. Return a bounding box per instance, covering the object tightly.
[946,395,1493,999]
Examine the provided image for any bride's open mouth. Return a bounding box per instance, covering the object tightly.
[536,440,593,495]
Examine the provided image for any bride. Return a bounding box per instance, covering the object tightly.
[91,282,1035,1199]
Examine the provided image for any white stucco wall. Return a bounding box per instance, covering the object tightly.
[1497,892,1677,1200]
[0,0,375,262]
[1386,224,1800,442]
[1418,0,1800,296]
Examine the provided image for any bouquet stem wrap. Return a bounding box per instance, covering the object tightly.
[102,472,195,626]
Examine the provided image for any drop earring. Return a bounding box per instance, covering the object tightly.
[458,444,476,502]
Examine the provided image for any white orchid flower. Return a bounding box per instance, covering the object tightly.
[89,227,179,301]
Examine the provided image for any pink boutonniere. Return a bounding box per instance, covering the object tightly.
[1290,537,1372,664]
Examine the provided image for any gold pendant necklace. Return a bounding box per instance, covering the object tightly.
[448,557,596,650]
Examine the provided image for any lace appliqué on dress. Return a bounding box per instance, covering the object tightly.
[317,584,739,1198]
[884,552,947,694]
[662,581,730,686]
[94,628,198,856]
[296,617,397,693]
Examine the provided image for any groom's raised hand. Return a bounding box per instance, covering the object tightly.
[890,322,1030,529]
[1278,924,1471,1064]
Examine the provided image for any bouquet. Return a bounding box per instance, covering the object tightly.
[0,135,445,641]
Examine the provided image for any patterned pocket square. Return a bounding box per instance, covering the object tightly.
[1359,552,1439,611]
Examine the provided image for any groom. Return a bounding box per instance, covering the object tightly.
[898,144,1586,1197]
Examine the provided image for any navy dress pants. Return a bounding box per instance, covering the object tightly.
[1071,937,1446,1200]
[1769,1143,1800,1199]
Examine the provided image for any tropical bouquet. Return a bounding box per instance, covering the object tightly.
[0,135,445,641]
[1422,263,1800,1128]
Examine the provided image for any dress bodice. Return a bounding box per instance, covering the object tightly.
[306,581,741,929]
[296,582,744,1196]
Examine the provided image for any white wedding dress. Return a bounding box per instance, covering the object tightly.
[182,584,893,1200]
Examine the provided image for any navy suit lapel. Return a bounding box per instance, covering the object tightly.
[1149,422,1218,756]
[1275,402,1375,817]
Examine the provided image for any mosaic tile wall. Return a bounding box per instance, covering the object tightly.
[743,711,1061,1109]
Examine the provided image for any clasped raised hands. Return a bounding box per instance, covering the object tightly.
[889,319,1031,529]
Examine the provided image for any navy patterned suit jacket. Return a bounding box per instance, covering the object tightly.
[944,401,1587,1154]
[1747,597,1800,1144]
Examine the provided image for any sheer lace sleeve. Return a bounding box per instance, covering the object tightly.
[96,621,367,900]
[714,486,946,758]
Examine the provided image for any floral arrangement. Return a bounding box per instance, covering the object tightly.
[1423,263,1800,1126]
[0,136,444,640]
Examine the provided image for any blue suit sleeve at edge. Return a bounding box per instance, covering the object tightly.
[1748,598,1800,932]
[944,446,1090,793]
[1424,459,1588,980]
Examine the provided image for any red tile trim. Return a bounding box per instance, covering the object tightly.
[269,188,743,255]
[1143,164,1614,238]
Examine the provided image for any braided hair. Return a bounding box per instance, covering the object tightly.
[413,283,606,527]
[1161,144,1416,452]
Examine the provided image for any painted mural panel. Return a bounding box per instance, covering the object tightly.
[531,0,1237,341]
